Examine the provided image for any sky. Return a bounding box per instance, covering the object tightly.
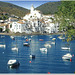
[1,0,60,9]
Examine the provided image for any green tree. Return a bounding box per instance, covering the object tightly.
[55,1,75,42]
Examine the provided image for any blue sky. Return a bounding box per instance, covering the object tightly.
[2,1,60,9]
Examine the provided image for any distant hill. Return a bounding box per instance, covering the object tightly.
[36,1,61,15]
[0,1,29,17]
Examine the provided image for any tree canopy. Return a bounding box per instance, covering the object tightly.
[55,1,75,42]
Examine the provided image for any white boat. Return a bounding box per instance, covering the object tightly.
[23,43,29,46]
[24,36,27,39]
[40,48,47,52]
[29,38,31,41]
[12,47,18,51]
[31,36,33,38]
[51,42,55,45]
[44,44,51,48]
[30,54,35,58]
[0,44,6,48]
[39,39,43,41]
[62,53,72,60]
[58,36,65,40]
[61,47,70,50]
[10,36,15,40]
[50,36,52,38]
[7,59,20,68]
[52,38,56,40]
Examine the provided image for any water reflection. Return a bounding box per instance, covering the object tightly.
[63,59,71,65]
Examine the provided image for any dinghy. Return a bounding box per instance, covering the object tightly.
[44,44,51,48]
[52,38,56,40]
[40,48,47,52]
[23,43,29,46]
[12,47,18,51]
[30,54,35,59]
[61,47,70,50]
[62,53,72,60]
[10,36,15,40]
[0,44,6,48]
[7,59,20,68]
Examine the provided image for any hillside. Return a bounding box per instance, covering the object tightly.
[36,1,61,15]
[0,1,29,17]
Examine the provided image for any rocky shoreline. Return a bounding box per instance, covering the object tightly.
[0,32,65,36]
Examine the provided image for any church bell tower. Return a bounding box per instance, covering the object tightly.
[31,4,34,13]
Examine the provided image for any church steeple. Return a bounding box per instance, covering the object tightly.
[31,4,34,13]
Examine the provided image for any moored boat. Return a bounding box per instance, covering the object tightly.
[62,53,72,60]
[61,47,70,50]
[30,54,35,59]
[52,38,56,40]
[10,36,15,40]
[23,43,29,46]
[0,44,6,48]
[44,44,51,48]
[39,39,43,41]
[40,48,47,52]
[7,59,20,68]
[12,47,18,51]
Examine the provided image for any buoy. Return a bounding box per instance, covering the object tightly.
[70,59,72,62]
[72,54,74,56]
[48,72,50,74]
[29,61,31,63]
[26,39,28,41]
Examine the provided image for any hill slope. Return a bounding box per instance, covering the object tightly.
[0,1,29,17]
[36,1,61,15]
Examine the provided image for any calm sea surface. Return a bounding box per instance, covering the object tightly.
[0,34,75,73]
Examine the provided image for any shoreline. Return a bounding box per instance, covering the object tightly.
[0,32,65,36]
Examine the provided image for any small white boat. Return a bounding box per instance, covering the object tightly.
[10,36,15,40]
[24,36,27,39]
[51,42,55,45]
[50,36,52,38]
[62,53,72,60]
[52,38,56,40]
[61,47,70,50]
[12,47,18,51]
[7,59,20,68]
[29,38,31,41]
[40,48,47,52]
[44,44,51,48]
[58,36,65,40]
[31,36,33,38]
[23,43,29,46]
[0,44,6,48]
[30,54,35,58]
[39,39,43,41]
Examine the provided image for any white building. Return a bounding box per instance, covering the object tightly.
[9,4,59,34]
[9,21,26,33]
[23,5,42,20]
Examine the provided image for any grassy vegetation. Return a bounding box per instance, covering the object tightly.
[0,1,30,17]
[36,1,61,15]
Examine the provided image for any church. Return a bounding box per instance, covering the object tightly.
[23,5,42,20]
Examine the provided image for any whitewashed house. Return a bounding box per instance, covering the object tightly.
[9,21,27,33]
[23,5,42,20]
